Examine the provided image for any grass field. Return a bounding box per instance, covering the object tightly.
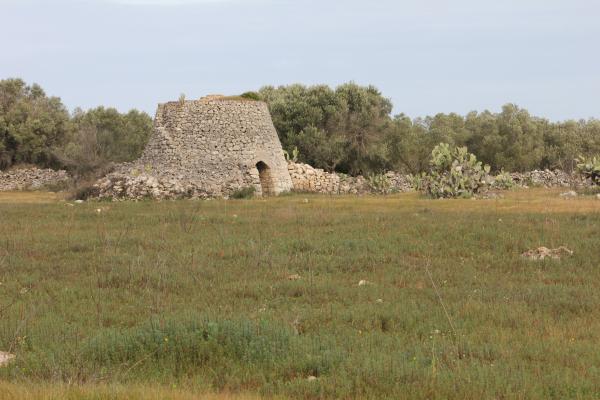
[0,189,599,399]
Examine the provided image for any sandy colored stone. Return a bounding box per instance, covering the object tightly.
[521,246,573,260]
[95,98,292,199]
[0,167,70,191]
[0,351,15,367]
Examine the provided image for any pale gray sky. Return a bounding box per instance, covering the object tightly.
[2,0,599,120]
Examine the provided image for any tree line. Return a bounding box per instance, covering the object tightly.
[1,78,599,178]
[0,78,152,178]
[259,83,600,175]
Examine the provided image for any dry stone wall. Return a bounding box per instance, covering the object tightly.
[94,164,599,200]
[106,97,293,198]
[0,167,70,191]
[287,162,413,194]
[510,169,586,188]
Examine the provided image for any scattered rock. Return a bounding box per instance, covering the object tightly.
[559,190,578,198]
[307,375,318,381]
[375,298,384,304]
[0,351,15,367]
[358,280,372,286]
[521,246,573,260]
[74,200,84,204]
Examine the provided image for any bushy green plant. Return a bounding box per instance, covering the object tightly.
[231,186,256,199]
[367,173,392,194]
[576,155,600,185]
[415,143,491,198]
[492,170,515,190]
[240,91,261,101]
[82,317,294,370]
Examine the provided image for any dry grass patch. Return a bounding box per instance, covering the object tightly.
[0,382,271,400]
[0,191,65,204]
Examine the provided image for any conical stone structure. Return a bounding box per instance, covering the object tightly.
[133,97,293,197]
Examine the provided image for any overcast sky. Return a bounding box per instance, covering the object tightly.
[2,0,599,120]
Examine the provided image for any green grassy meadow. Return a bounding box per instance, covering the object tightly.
[1,190,599,399]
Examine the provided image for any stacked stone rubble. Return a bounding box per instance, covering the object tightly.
[94,173,212,200]
[510,169,586,188]
[287,162,412,194]
[0,167,70,191]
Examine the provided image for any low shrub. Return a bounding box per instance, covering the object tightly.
[367,173,392,194]
[231,186,256,199]
[492,170,515,190]
[239,91,262,101]
[82,317,294,371]
[415,143,492,198]
[576,155,600,185]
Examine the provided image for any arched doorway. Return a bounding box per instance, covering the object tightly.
[256,161,274,196]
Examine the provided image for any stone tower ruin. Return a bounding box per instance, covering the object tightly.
[134,96,293,197]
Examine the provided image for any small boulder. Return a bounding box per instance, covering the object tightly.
[559,190,577,198]
[0,351,15,367]
[521,246,573,260]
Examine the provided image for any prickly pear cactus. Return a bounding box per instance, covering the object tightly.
[491,170,515,190]
[576,156,600,185]
[415,143,492,198]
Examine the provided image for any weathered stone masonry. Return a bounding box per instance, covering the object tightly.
[0,167,70,191]
[110,97,293,197]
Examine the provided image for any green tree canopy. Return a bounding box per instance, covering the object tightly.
[259,82,393,175]
[3,78,599,177]
[57,107,153,178]
[0,78,70,169]
[69,106,152,163]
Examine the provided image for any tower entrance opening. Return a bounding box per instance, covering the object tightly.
[256,161,274,195]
